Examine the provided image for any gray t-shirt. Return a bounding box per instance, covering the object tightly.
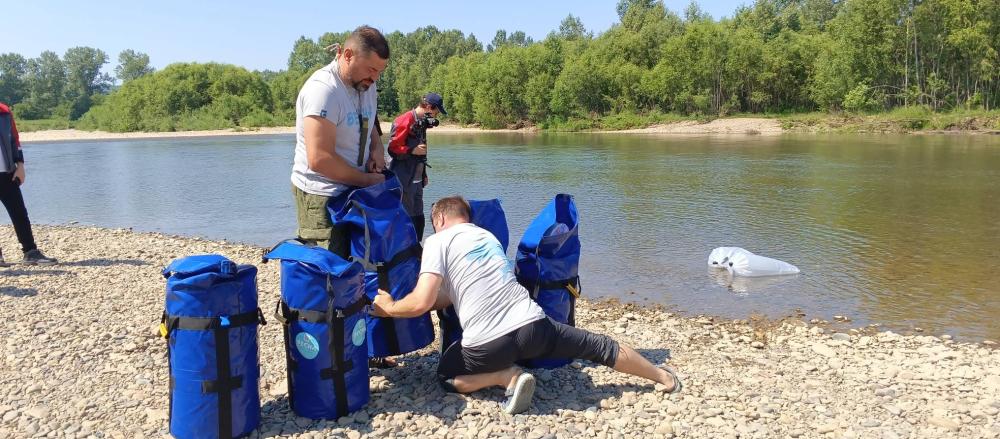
[421,223,546,347]
[291,61,378,197]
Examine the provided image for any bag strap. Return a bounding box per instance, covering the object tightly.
[163,308,266,331]
[161,307,264,438]
[322,301,352,417]
[536,276,581,298]
[276,296,369,324]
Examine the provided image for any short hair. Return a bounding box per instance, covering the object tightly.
[432,196,471,221]
[345,25,390,60]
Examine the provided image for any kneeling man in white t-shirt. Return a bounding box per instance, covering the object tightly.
[372,196,682,414]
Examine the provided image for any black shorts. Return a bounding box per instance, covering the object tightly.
[437,317,620,379]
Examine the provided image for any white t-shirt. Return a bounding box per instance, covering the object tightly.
[421,223,546,347]
[291,61,378,197]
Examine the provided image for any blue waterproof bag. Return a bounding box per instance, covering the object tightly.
[329,173,434,357]
[437,198,511,352]
[263,240,370,419]
[162,255,265,439]
[516,194,582,369]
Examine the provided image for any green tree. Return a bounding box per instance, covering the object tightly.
[21,51,66,119]
[0,53,28,105]
[63,46,112,119]
[557,14,592,40]
[115,49,154,83]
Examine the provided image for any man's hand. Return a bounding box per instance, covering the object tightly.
[412,144,427,156]
[367,141,386,172]
[12,163,25,186]
[371,289,394,317]
[367,153,386,173]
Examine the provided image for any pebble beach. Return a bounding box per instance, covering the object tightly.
[1,225,998,438]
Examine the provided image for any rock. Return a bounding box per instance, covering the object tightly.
[817,423,837,434]
[927,416,960,430]
[751,341,764,349]
[830,333,851,342]
[874,388,895,397]
[883,405,902,416]
[811,343,836,358]
[25,406,49,419]
[268,381,287,397]
[861,419,881,428]
[143,408,167,421]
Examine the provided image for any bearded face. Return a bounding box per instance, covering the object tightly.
[343,49,386,92]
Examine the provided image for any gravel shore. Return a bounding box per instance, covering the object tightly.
[2,225,998,438]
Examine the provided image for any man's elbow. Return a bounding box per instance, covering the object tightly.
[307,155,323,171]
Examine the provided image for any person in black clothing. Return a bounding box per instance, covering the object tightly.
[1,102,57,267]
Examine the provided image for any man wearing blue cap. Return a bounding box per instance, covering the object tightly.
[387,92,447,239]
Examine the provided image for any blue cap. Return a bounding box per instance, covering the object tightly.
[424,92,447,115]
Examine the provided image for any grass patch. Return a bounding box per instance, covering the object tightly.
[15,118,75,132]
[780,108,1000,133]
[543,111,699,131]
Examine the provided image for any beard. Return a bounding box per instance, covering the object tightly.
[350,76,372,92]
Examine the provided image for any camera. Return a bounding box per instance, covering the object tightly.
[414,112,439,130]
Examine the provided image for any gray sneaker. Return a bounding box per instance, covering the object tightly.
[501,372,536,415]
[23,249,57,265]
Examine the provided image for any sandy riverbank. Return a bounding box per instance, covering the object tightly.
[1,225,998,438]
[19,118,784,143]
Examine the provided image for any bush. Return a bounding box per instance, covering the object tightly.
[842,84,882,114]
[80,62,274,132]
[13,118,73,132]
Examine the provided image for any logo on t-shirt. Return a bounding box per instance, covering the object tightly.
[320,109,328,118]
[465,242,514,277]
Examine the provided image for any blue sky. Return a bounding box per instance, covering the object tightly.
[5,1,748,73]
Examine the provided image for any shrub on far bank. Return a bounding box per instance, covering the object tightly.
[13,118,74,132]
[78,63,275,132]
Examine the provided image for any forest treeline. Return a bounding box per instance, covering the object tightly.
[1,0,997,132]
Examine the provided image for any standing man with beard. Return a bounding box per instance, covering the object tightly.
[291,25,389,257]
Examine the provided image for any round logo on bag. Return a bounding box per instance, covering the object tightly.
[351,319,366,346]
[295,332,320,360]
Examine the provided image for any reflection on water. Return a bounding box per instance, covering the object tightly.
[17,133,1000,340]
[707,268,799,295]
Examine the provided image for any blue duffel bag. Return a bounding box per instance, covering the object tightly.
[516,194,582,369]
[328,172,434,358]
[161,255,265,439]
[263,239,370,419]
[437,198,511,352]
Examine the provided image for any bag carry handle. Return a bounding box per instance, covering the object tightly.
[162,255,237,279]
[262,239,358,277]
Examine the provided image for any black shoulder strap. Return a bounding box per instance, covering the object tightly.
[374,264,400,355]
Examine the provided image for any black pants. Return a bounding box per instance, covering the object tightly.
[437,317,620,379]
[411,214,425,240]
[0,172,37,253]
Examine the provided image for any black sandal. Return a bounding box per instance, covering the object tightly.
[661,365,683,394]
[369,357,398,368]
